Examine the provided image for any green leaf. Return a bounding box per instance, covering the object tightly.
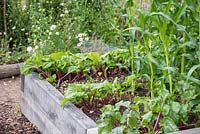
[180,104,188,123]
[43,62,53,69]
[60,97,67,108]
[127,110,137,128]
[97,122,109,128]
[171,102,181,114]
[46,74,57,83]
[149,12,186,32]
[120,109,129,124]
[142,111,153,126]
[147,53,159,66]
[186,64,200,84]
[111,126,124,134]
[50,52,65,60]
[174,3,187,22]
[160,117,179,133]
[68,66,78,73]
[115,101,131,110]
[89,52,101,65]
[125,128,139,134]
[163,104,170,115]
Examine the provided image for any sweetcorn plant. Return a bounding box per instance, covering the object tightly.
[20,0,200,133]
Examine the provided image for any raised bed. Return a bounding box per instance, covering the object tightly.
[20,73,200,134]
[20,73,98,134]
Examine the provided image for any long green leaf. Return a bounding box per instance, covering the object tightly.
[186,64,200,84]
[149,12,186,32]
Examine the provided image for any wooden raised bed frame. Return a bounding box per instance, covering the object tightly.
[20,73,98,134]
[20,73,200,134]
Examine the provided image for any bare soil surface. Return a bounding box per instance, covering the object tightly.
[0,76,39,134]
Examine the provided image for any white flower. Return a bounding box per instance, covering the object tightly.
[12,26,16,30]
[78,33,84,38]
[56,32,59,35]
[60,3,64,6]
[39,42,44,47]
[21,28,25,31]
[85,37,89,41]
[77,42,82,47]
[60,14,64,17]
[82,33,87,37]
[0,32,2,36]
[64,9,69,14]
[22,5,26,10]
[49,32,52,35]
[50,25,56,30]
[79,37,83,42]
[35,45,39,50]
[27,46,33,53]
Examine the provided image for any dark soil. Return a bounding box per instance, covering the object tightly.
[38,66,199,133]
[0,101,39,134]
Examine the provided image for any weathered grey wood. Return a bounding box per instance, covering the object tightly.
[0,63,22,79]
[20,91,62,134]
[169,128,200,134]
[20,73,98,134]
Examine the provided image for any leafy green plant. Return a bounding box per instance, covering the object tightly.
[21,49,131,80]
[20,0,200,133]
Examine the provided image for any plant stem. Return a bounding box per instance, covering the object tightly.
[130,43,134,76]
[130,42,135,91]
[3,0,7,40]
[181,46,186,74]
[153,95,167,132]
[181,34,186,74]
[149,61,154,98]
[164,43,173,95]
[147,39,154,98]
[153,112,161,131]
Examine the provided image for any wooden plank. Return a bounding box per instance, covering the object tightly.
[20,91,62,134]
[20,73,98,134]
[87,127,99,134]
[169,128,200,134]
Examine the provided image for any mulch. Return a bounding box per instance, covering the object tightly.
[0,101,40,134]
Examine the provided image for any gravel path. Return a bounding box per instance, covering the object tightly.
[0,76,39,134]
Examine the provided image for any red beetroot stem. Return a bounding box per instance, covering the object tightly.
[153,112,162,131]
[70,73,81,83]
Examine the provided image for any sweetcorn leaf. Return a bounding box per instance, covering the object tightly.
[149,12,186,32]
[186,64,200,84]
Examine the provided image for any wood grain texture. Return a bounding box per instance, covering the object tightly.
[20,73,98,134]
[0,63,22,79]
[169,128,200,134]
